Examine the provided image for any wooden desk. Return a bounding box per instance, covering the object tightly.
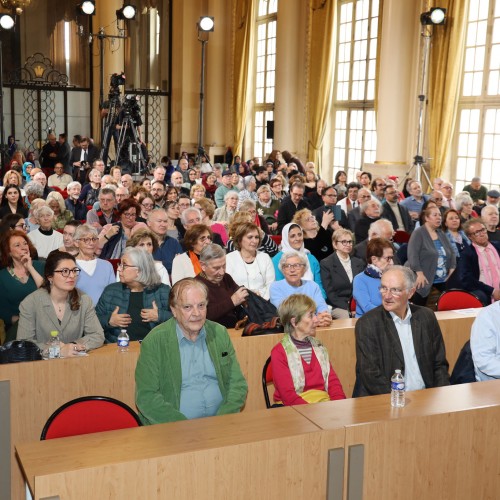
[294,380,500,499]
[16,381,500,500]
[1,311,476,500]
[16,408,344,500]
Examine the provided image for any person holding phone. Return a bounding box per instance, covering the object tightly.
[312,185,348,232]
[292,208,334,262]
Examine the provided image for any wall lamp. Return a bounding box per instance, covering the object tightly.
[420,7,446,26]
[116,4,137,20]
[78,0,95,16]
[0,13,14,29]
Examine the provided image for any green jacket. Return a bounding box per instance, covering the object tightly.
[135,317,248,424]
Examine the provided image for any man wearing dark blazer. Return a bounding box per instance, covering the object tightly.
[70,136,100,184]
[353,266,449,397]
[381,185,414,233]
[312,185,348,231]
[353,219,402,265]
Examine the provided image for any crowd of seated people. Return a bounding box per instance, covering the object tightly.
[1,139,500,422]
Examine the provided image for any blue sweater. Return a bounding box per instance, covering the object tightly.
[269,279,328,313]
[352,271,382,318]
[76,259,116,305]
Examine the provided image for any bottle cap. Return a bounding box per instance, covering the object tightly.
[395,369,401,373]
[50,330,59,337]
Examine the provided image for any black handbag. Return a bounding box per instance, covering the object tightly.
[241,290,278,323]
[0,340,42,364]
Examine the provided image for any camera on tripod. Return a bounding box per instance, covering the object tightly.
[108,72,126,103]
[123,94,142,124]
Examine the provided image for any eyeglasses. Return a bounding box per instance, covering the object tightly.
[78,237,98,244]
[378,255,394,262]
[15,224,27,230]
[338,240,353,245]
[470,227,487,237]
[118,263,138,270]
[198,235,212,242]
[379,286,407,296]
[142,203,154,209]
[122,211,137,219]
[54,268,81,277]
[283,263,306,270]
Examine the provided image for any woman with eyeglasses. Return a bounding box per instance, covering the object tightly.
[0,213,28,237]
[17,250,104,355]
[171,224,213,284]
[352,238,394,317]
[407,205,456,306]
[272,222,327,299]
[0,230,44,340]
[58,220,82,256]
[0,184,28,218]
[74,224,115,305]
[320,228,365,319]
[98,198,148,259]
[96,247,171,343]
[137,193,155,221]
[270,251,331,327]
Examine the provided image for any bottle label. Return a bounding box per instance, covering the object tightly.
[48,346,60,358]
[118,338,129,347]
[391,381,405,391]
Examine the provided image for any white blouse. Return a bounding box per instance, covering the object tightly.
[225,251,275,300]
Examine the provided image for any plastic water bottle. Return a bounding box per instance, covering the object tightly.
[117,329,129,352]
[391,369,405,407]
[48,330,61,359]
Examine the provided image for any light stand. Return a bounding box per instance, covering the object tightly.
[404,8,447,187]
[197,16,214,160]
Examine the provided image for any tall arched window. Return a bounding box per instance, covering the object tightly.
[452,0,500,191]
[253,0,278,162]
[331,0,379,181]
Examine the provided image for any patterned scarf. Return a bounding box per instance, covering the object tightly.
[281,334,330,394]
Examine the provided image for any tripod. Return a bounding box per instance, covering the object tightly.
[116,113,146,175]
[100,98,121,166]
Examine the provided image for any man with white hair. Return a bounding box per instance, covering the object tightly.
[354,198,382,243]
[120,174,133,191]
[33,171,53,199]
[440,181,455,209]
[348,188,373,232]
[353,218,401,265]
[115,186,129,204]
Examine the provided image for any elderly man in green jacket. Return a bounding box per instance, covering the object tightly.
[135,278,248,424]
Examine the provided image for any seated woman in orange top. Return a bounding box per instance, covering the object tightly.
[270,294,346,406]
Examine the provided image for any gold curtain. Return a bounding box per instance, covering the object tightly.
[232,0,256,157]
[306,0,336,172]
[427,0,469,180]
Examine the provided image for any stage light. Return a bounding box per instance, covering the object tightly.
[0,14,15,30]
[198,16,214,32]
[421,7,446,26]
[78,0,95,15]
[117,4,136,20]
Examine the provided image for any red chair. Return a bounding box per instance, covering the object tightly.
[393,230,411,244]
[262,356,274,409]
[349,297,357,318]
[270,235,282,246]
[436,289,483,311]
[107,258,120,274]
[41,396,141,440]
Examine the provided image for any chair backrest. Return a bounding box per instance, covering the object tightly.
[107,258,121,274]
[41,396,141,440]
[262,357,273,409]
[270,235,282,246]
[349,297,357,318]
[436,289,483,311]
[393,230,411,244]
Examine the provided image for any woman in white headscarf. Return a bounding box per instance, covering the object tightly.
[271,222,327,299]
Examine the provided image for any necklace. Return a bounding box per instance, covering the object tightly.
[8,266,29,284]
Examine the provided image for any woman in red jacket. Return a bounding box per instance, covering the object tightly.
[271,294,346,406]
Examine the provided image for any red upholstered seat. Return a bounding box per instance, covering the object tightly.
[270,235,282,246]
[41,396,141,440]
[436,289,483,311]
[393,230,411,243]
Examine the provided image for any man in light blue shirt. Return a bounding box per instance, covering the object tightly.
[470,301,500,381]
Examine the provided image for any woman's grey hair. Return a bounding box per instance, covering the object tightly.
[382,265,416,289]
[360,198,381,215]
[46,191,66,213]
[123,247,161,288]
[455,192,473,211]
[278,294,317,335]
[278,251,309,273]
[200,243,226,263]
[24,181,44,198]
[224,190,239,201]
[239,199,257,212]
[243,175,256,188]
[74,223,99,240]
[34,205,54,220]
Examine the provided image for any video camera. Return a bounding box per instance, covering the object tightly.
[108,72,126,102]
[123,94,142,125]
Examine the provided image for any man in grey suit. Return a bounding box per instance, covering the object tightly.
[353,266,449,397]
